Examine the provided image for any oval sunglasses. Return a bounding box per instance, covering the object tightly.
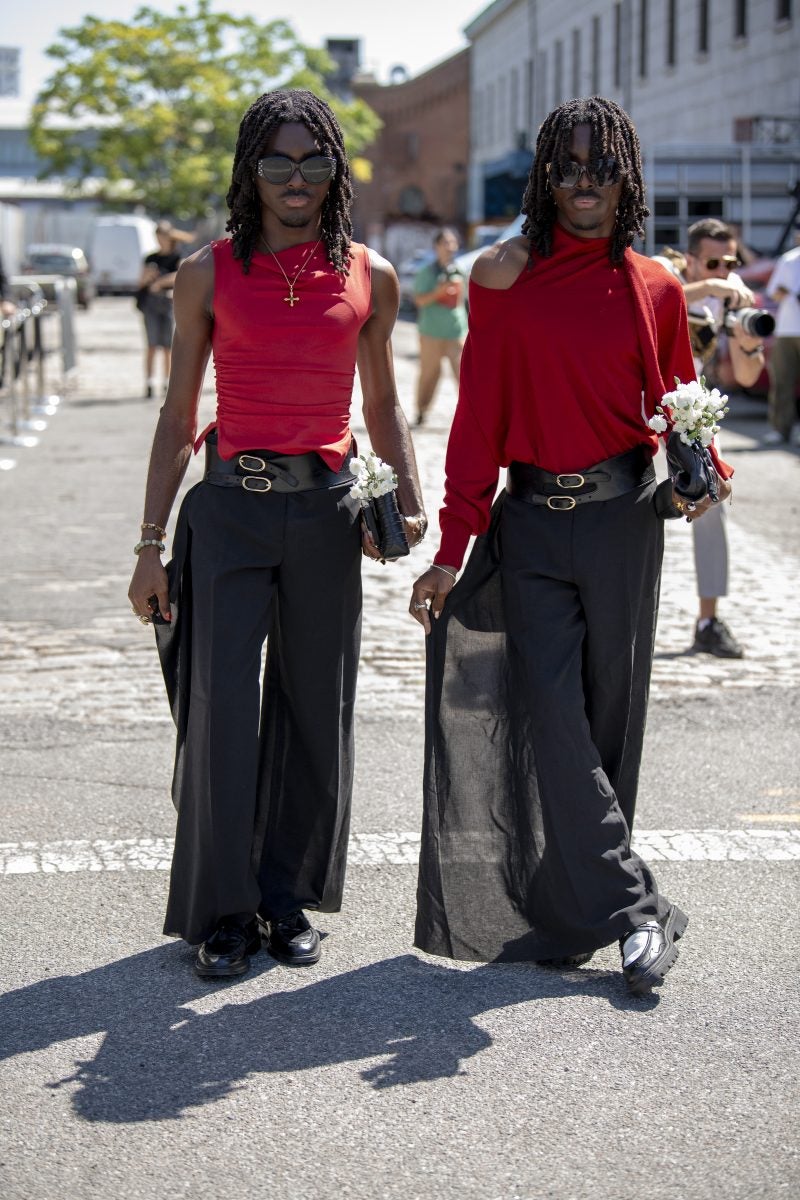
[256,155,336,185]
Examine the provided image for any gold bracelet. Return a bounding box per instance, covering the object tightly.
[431,563,457,582]
[141,521,167,538]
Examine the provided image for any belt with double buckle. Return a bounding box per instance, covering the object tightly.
[203,439,355,494]
[507,447,654,511]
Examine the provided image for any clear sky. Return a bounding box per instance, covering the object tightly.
[3,0,477,106]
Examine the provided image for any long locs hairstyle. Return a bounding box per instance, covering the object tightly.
[521,96,649,265]
[225,88,354,275]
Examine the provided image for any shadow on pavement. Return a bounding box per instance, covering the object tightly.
[0,946,655,1123]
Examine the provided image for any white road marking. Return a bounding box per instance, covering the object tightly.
[1,828,798,876]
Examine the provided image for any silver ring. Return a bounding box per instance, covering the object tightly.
[413,602,428,610]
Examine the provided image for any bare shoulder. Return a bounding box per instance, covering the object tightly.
[176,242,215,282]
[365,246,398,283]
[471,235,530,290]
[363,246,399,314]
[173,243,215,320]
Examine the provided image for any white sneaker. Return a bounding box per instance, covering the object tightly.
[762,429,786,445]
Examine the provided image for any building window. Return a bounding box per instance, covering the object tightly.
[0,47,20,98]
[525,58,534,132]
[698,0,710,52]
[554,39,564,106]
[666,0,678,65]
[775,0,791,19]
[510,67,519,139]
[572,28,582,96]
[591,16,601,92]
[735,0,748,37]
[614,4,622,87]
[639,0,649,78]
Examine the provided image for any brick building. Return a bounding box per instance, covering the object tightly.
[353,49,470,263]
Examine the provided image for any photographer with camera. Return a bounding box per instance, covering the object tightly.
[653,218,767,659]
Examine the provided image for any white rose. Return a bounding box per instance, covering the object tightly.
[648,414,669,433]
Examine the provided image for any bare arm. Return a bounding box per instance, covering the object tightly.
[357,250,426,555]
[728,329,766,388]
[128,247,214,619]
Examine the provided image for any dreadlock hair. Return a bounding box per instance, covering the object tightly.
[521,96,649,265]
[226,88,354,276]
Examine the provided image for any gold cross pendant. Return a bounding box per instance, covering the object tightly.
[284,290,299,307]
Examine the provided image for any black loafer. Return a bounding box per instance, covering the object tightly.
[536,952,595,968]
[621,904,689,996]
[195,917,261,979]
[259,909,321,966]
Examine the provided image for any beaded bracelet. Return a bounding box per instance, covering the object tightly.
[141,521,167,538]
[134,539,165,555]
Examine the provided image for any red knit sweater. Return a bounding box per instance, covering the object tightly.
[435,224,730,569]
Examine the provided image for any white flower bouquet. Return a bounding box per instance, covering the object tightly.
[648,376,729,448]
[648,377,729,503]
[349,451,409,561]
[348,451,398,500]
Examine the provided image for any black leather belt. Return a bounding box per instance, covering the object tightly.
[507,446,654,511]
[204,435,355,494]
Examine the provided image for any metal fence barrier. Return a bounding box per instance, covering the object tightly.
[0,275,78,470]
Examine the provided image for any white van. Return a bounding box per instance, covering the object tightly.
[89,215,159,294]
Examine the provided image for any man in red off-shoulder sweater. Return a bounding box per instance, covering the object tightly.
[128,89,426,978]
[410,97,732,996]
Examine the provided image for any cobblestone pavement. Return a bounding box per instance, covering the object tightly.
[1,299,798,726]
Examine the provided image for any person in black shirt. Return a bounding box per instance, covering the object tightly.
[138,221,192,398]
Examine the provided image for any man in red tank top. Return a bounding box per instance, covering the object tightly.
[129,89,426,977]
[409,98,732,997]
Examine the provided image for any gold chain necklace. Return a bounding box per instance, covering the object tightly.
[258,235,321,308]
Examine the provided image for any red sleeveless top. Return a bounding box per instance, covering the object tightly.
[197,238,372,468]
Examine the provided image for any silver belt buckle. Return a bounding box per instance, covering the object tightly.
[239,454,267,473]
[241,475,271,493]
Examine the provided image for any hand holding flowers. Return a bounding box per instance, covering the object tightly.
[648,377,731,514]
[349,451,410,562]
[648,376,729,447]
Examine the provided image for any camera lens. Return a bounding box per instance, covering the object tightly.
[736,308,776,337]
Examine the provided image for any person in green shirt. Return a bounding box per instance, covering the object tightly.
[413,227,468,425]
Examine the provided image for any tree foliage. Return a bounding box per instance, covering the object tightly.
[29,0,380,219]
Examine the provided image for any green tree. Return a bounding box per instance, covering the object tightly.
[29,0,380,219]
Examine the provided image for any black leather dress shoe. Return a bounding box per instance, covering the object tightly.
[259,909,321,966]
[195,917,261,979]
[621,904,689,996]
[536,952,595,968]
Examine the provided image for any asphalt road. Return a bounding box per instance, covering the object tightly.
[0,298,798,1200]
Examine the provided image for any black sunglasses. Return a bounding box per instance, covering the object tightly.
[546,157,619,188]
[701,255,741,270]
[256,155,336,185]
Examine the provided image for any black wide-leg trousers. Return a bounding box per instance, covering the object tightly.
[162,478,362,946]
[499,481,670,950]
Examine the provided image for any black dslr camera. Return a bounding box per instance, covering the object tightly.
[722,305,776,338]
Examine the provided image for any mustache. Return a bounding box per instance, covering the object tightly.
[571,190,602,201]
[280,190,312,200]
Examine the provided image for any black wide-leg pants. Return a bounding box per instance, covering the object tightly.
[499,481,670,949]
[162,478,362,946]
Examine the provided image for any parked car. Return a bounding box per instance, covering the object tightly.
[88,215,159,294]
[397,248,435,313]
[21,244,96,308]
